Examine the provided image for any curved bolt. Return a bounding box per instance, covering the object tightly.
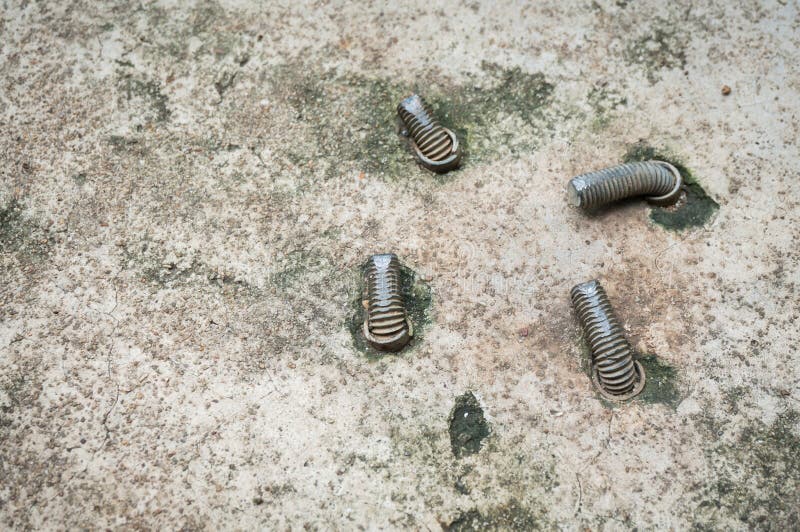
[567,161,683,210]
[363,253,413,352]
[397,94,461,173]
[570,280,645,401]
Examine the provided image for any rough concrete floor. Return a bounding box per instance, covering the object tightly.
[1,0,799,529]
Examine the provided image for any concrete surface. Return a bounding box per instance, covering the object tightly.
[1,0,799,529]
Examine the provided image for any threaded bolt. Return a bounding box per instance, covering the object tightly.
[567,161,683,210]
[362,253,413,352]
[570,280,645,401]
[397,94,461,173]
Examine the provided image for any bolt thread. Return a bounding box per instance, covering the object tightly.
[397,95,454,162]
[570,280,641,397]
[365,254,411,351]
[568,161,678,209]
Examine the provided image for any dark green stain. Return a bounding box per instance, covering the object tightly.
[434,62,555,164]
[576,335,680,407]
[263,62,557,179]
[625,24,687,83]
[0,199,51,260]
[134,2,245,62]
[269,248,334,294]
[122,237,262,296]
[624,142,719,231]
[695,409,800,528]
[140,259,198,287]
[0,372,36,429]
[118,74,171,122]
[636,354,680,407]
[108,135,140,152]
[587,85,627,130]
[444,499,546,531]
[347,258,432,359]
[0,200,26,253]
[722,385,749,415]
[448,392,490,458]
[266,66,409,179]
[214,71,237,98]
[446,508,483,531]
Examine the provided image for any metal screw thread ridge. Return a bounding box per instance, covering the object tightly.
[363,253,412,352]
[570,280,644,399]
[567,161,682,209]
[397,94,461,172]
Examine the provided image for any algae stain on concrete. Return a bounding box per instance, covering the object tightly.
[0,200,29,253]
[270,248,337,295]
[121,237,262,297]
[587,84,627,130]
[264,62,556,179]
[443,499,547,531]
[107,135,142,153]
[0,370,40,430]
[347,258,432,359]
[117,73,171,123]
[140,2,245,62]
[694,409,800,528]
[0,199,52,260]
[265,64,410,178]
[625,23,687,83]
[448,392,490,458]
[435,62,556,162]
[575,334,679,407]
[624,142,719,231]
[636,354,680,407]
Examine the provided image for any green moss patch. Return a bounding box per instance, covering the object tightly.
[347,257,432,359]
[624,142,719,231]
[448,392,490,458]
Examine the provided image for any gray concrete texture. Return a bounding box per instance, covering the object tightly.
[1,0,799,529]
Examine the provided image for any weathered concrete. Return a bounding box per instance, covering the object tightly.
[1,0,798,529]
